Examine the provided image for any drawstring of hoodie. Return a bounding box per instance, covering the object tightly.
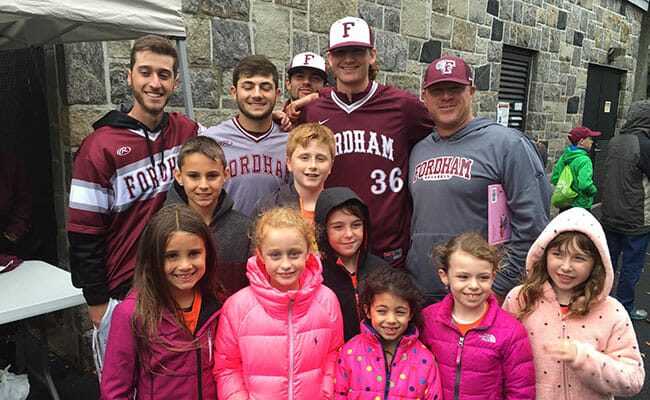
[137,119,166,168]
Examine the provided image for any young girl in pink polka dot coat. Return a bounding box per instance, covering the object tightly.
[503,208,645,399]
[333,268,442,399]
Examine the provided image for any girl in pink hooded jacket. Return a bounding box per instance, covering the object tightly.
[334,267,442,399]
[420,232,535,400]
[503,207,644,399]
[213,207,344,399]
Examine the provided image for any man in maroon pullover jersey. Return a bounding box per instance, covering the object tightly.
[290,17,434,268]
[66,35,200,376]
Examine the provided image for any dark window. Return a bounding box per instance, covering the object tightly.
[498,46,535,131]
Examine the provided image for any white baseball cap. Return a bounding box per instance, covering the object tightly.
[328,16,374,51]
[287,52,328,81]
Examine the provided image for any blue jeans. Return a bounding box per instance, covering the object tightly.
[605,230,650,312]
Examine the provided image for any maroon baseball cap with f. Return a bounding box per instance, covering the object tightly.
[423,56,473,89]
[328,17,374,51]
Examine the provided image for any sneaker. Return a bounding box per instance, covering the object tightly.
[629,308,648,320]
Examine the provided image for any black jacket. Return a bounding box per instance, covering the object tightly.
[314,187,389,341]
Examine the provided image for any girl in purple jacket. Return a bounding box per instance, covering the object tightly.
[420,232,535,400]
[334,267,442,399]
[100,204,224,400]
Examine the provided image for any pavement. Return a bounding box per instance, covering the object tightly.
[8,208,650,399]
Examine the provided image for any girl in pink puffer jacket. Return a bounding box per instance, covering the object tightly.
[334,267,442,399]
[420,232,535,400]
[503,208,644,399]
[213,207,344,399]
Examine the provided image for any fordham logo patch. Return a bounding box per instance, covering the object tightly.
[218,140,233,147]
[116,146,132,156]
[435,59,456,75]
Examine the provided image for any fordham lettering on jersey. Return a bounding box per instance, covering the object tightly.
[69,151,178,214]
[412,156,474,182]
[228,153,289,181]
[333,130,394,161]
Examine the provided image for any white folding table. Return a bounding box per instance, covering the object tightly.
[0,260,85,400]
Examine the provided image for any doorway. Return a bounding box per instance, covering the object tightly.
[582,64,623,204]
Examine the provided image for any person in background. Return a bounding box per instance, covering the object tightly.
[283,52,327,109]
[0,147,31,256]
[600,100,650,320]
[550,126,600,212]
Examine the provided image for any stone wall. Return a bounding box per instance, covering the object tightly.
[54,0,645,366]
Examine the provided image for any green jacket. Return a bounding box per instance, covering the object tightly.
[550,146,597,209]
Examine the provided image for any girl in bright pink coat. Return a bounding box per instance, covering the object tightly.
[334,267,442,399]
[100,204,224,400]
[213,207,344,399]
[420,232,535,400]
[503,208,644,399]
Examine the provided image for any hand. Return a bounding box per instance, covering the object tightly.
[543,339,577,362]
[271,110,293,131]
[88,303,109,329]
[285,92,318,123]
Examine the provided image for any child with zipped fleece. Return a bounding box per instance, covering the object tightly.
[420,232,535,400]
[100,204,223,400]
[213,207,343,399]
[503,208,644,400]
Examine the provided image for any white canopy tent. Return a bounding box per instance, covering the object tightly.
[0,0,195,118]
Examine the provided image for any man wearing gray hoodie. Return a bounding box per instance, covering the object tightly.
[406,56,552,305]
[600,100,650,320]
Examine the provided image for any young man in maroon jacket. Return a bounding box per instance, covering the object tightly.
[290,16,434,268]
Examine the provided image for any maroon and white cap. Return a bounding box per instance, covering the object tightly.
[423,56,473,89]
[328,16,374,51]
[568,126,601,143]
[287,52,328,80]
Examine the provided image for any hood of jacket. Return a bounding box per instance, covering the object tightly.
[246,253,324,318]
[93,106,170,167]
[166,181,235,224]
[620,100,650,139]
[525,207,613,301]
[314,187,371,264]
[430,115,501,142]
[559,145,588,164]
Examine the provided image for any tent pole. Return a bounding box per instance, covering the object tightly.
[176,39,195,120]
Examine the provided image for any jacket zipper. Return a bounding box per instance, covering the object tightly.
[561,316,569,400]
[288,299,295,400]
[454,335,465,400]
[381,337,401,399]
[196,345,203,400]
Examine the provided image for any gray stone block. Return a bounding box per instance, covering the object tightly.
[201,0,249,20]
[408,39,423,61]
[110,62,132,105]
[403,0,429,37]
[212,18,251,68]
[377,0,401,7]
[478,26,491,39]
[487,0,499,17]
[64,42,105,105]
[253,3,290,60]
[185,68,220,108]
[375,31,408,72]
[474,64,491,90]
[293,32,320,57]
[522,4,537,26]
[491,19,503,41]
[185,16,212,65]
[385,8,401,33]
[276,0,307,11]
[182,0,199,14]
[431,0,447,14]
[358,2,383,29]
[528,83,544,112]
[469,0,487,24]
[490,63,501,93]
[420,40,441,63]
[557,10,567,30]
[385,74,420,95]
[566,75,576,96]
[310,0,356,33]
[526,113,546,131]
[573,31,584,46]
[479,91,498,111]
[452,19,477,52]
[450,0,468,19]
[430,13,452,40]
[106,41,131,59]
[566,96,579,114]
[513,1,522,23]
[487,41,502,62]
[501,0,513,21]
[293,10,308,31]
